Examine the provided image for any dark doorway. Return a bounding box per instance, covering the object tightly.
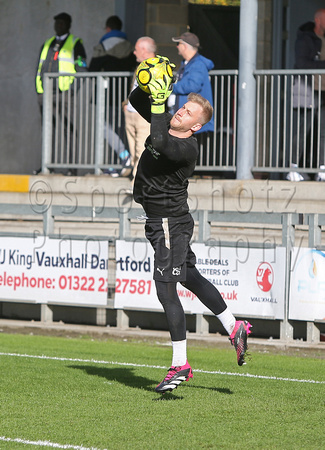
[188,4,240,69]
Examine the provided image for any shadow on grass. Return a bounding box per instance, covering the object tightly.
[190,385,233,394]
[69,364,185,400]
[68,365,233,399]
[69,365,156,392]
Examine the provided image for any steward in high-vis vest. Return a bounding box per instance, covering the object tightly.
[33,13,87,176]
[35,12,87,94]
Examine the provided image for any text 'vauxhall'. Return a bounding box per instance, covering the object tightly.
[0,249,107,270]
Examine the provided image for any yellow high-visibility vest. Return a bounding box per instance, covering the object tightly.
[36,34,80,93]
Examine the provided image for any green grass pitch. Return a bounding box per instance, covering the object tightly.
[0,332,324,449]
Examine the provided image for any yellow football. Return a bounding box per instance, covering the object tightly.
[136,56,174,93]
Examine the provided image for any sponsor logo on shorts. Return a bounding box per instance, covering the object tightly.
[157,267,164,276]
[172,267,181,276]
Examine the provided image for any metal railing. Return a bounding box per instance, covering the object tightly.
[41,70,238,176]
[42,72,132,175]
[42,69,325,178]
[197,70,237,173]
[254,69,325,176]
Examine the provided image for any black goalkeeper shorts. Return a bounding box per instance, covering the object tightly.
[144,213,196,282]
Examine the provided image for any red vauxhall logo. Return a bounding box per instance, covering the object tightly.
[256,262,274,292]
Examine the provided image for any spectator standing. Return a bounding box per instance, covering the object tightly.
[35,12,87,174]
[89,15,136,71]
[288,9,325,182]
[123,37,156,182]
[89,15,136,177]
[169,32,214,135]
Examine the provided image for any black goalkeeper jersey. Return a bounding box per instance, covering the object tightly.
[130,87,199,218]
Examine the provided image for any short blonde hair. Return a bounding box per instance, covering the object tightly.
[188,92,213,126]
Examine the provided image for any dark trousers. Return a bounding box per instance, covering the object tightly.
[291,93,325,167]
[38,91,77,171]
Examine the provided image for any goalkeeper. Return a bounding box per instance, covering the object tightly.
[129,57,252,394]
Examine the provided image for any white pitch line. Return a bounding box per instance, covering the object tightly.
[193,369,325,384]
[0,352,166,369]
[0,436,106,450]
[0,352,324,384]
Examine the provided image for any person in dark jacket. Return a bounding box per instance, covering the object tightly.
[129,67,251,393]
[89,15,136,72]
[89,15,136,176]
[287,9,325,182]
